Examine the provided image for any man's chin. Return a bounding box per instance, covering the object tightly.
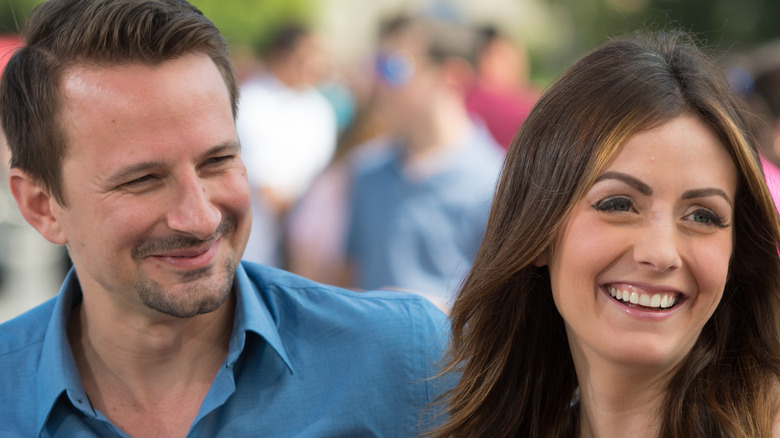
[136,257,238,318]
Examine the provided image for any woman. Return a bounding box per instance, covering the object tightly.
[432,31,780,437]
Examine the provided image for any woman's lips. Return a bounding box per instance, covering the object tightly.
[604,282,684,312]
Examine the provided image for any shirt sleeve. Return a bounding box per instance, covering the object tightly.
[411,297,457,433]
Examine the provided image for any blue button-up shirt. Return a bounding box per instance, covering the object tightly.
[347,124,503,307]
[0,262,452,437]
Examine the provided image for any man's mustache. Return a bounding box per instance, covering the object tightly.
[131,218,236,260]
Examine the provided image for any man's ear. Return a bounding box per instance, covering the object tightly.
[8,168,67,245]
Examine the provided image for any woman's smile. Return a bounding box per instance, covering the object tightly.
[604,283,682,310]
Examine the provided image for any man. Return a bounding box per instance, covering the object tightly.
[344,16,504,309]
[465,25,539,150]
[0,1,450,436]
[236,24,338,266]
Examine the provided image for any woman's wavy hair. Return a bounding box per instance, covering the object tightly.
[431,30,780,437]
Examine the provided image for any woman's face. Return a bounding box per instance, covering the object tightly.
[545,114,737,371]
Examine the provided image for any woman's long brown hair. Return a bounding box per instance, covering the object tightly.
[429,31,780,437]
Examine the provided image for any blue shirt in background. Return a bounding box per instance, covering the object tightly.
[0,261,452,437]
[346,124,504,309]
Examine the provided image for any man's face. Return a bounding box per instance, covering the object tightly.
[374,30,440,134]
[52,53,252,319]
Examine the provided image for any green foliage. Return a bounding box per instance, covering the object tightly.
[642,0,780,50]
[530,0,780,83]
[0,0,38,36]
[189,0,318,52]
[546,0,780,53]
[0,0,318,47]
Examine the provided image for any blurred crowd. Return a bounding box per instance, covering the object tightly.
[729,41,780,208]
[2,7,780,320]
[233,14,529,310]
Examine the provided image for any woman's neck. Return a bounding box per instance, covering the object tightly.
[573,350,674,438]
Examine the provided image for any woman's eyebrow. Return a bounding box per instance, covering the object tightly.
[595,172,734,207]
[594,171,652,195]
[682,188,734,208]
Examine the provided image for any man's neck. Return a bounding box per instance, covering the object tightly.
[266,62,307,91]
[67,293,235,437]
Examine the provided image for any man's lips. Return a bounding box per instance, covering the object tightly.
[150,242,215,258]
[146,238,221,269]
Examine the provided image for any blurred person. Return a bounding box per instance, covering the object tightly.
[336,15,504,310]
[235,23,337,266]
[465,25,539,149]
[738,41,780,210]
[228,43,264,85]
[317,59,358,138]
[284,55,390,288]
[0,1,452,436]
[432,31,780,437]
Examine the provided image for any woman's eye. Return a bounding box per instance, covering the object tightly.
[685,208,729,229]
[593,196,634,213]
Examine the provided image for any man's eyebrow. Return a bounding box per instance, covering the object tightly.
[682,188,734,208]
[594,171,653,196]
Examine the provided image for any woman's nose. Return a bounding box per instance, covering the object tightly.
[632,219,683,273]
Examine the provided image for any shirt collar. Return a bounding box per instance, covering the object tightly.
[226,263,295,374]
[35,264,295,435]
[35,269,92,434]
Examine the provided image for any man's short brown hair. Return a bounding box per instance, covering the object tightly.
[0,0,238,205]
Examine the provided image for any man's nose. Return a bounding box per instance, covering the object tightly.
[165,176,221,241]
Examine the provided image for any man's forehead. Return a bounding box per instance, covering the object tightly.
[57,54,236,163]
[60,54,227,100]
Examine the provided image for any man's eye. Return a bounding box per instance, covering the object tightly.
[204,155,233,166]
[121,174,155,188]
[126,175,152,185]
[593,196,634,212]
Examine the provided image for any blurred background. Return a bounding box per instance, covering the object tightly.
[2,0,780,321]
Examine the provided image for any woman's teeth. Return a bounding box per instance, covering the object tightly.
[607,286,677,309]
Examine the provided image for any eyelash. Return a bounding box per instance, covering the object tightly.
[592,196,729,229]
[592,196,634,213]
